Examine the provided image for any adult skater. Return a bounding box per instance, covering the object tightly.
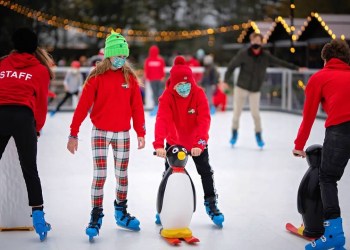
[224,32,302,147]
[67,31,146,240]
[293,39,350,250]
[143,45,166,116]
[0,28,53,241]
[153,56,224,228]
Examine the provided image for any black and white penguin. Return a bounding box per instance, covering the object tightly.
[156,145,196,238]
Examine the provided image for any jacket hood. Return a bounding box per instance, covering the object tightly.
[149,45,159,58]
[5,52,40,69]
[325,58,350,70]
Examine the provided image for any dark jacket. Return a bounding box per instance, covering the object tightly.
[224,47,299,92]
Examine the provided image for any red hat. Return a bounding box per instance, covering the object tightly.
[169,56,195,89]
[71,60,80,68]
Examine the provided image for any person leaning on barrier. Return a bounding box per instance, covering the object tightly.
[224,32,305,148]
[0,27,53,240]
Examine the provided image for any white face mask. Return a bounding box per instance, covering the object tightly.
[71,69,79,74]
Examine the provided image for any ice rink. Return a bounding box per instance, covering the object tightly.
[1,110,349,250]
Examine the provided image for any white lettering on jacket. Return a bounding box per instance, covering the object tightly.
[148,61,161,67]
[0,71,32,80]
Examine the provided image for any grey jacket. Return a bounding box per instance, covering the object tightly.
[224,47,299,92]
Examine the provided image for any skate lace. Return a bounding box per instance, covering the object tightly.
[323,221,330,227]
[89,212,104,228]
[206,202,222,216]
[119,210,136,226]
[320,236,327,243]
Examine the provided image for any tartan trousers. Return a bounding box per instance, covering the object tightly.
[91,126,130,208]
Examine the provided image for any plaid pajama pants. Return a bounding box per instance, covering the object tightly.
[91,126,130,208]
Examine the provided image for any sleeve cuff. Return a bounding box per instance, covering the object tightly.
[70,130,78,137]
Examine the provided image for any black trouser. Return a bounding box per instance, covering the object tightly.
[55,90,79,112]
[320,121,350,220]
[0,106,43,206]
[165,143,217,200]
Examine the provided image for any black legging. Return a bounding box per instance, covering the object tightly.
[320,121,350,219]
[0,106,43,206]
[165,143,217,199]
[54,90,79,112]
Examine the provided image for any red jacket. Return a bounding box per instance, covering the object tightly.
[0,52,50,132]
[153,80,210,151]
[70,69,145,137]
[186,57,203,83]
[294,58,350,150]
[144,46,165,81]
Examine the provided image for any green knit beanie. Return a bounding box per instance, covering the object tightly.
[104,31,129,58]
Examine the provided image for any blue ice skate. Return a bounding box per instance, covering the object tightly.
[114,200,140,231]
[229,129,238,147]
[210,105,216,115]
[204,196,224,228]
[32,210,51,241]
[86,207,104,242]
[255,132,265,148]
[305,217,346,250]
[150,106,158,117]
[155,213,161,225]
[49,110,56,117]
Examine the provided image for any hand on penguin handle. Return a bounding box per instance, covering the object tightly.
[292,149,306,158]
[191,147,202,157]
[154,148,166,158]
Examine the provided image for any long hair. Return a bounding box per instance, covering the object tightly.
[34,47,54,79]
[85,58,142,86]
[0,48,54,80]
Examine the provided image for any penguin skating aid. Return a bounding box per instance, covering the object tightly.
[155,145,200,245]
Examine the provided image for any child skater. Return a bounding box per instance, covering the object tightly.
[153,56,224,228]
[66,31,146,240]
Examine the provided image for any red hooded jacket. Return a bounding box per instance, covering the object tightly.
[0,52,50,132]
[70,69,145,137]
[294,58,350,150]
[144,46,165,81]
[153,56,210,151]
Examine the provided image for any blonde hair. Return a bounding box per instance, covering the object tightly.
[34,47,54,79]
[85,58,143,87]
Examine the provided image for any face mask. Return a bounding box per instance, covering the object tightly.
[251,44,261,50]
[112,57,126,68]
[71,69,79,74]
[175,83,191,98]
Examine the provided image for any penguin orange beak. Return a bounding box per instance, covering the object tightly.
[177,151,186,160]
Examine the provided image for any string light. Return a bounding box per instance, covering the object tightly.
[0,0,247,41]
[297,80,305,90]
[296,12,339,41]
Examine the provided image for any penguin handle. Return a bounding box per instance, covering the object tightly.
[153,151,192,156]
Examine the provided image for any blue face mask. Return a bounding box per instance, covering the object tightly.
[175,83,191,97]
[112,57,126,68]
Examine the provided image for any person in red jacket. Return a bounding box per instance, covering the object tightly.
[144,45,166,116]
[293,39,350,250]
[0,27,53,241]
[153,56,224,228]
[66,31,146,239]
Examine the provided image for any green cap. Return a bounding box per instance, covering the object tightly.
[104,31,129,58]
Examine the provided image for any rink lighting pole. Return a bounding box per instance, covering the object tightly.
[290,0,296,53]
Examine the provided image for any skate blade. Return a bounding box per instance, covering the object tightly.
[117,223,140,232]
